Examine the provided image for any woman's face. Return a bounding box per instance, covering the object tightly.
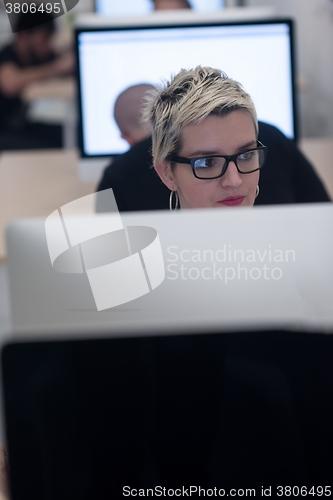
[156,110,259,209]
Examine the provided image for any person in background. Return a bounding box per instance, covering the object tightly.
[98,83,160,212]
[113,84,155,148]
[0,12,74,150]
[152,0,192,10]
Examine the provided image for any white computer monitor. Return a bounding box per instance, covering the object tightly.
[75,16,297,160]
[6,203,333,336]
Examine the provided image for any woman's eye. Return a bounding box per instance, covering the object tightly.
[204,158,215,168]
[196,158,216,168]
[238,151,254,161]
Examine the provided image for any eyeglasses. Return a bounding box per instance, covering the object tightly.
[166,141,267,180]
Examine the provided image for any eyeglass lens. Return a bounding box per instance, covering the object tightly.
[193,149,265,179]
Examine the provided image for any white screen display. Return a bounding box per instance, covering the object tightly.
[78,22,294,157]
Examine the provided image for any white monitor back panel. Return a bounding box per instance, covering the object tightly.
[6,203,333,338]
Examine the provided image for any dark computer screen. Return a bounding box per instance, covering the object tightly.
[2,329,333,500]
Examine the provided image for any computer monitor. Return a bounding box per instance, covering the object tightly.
[95,0,224,17]
[2,328,333,500]
[75,17,297,161]
[6,202,333,335]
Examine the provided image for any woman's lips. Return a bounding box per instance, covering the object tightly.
[218,196,245,206]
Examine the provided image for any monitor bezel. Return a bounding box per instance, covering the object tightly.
[75,18,298,160]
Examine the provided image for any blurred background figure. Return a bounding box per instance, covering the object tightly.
[98,82,160,211]
[152,0,192,10]
[114,83,154,147]
[0,12,74,150]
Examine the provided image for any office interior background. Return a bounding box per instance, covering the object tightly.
[0,0,332,138]
[0,0,332,338]
[0,0,332,335]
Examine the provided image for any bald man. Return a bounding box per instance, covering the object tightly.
[114,83,155,147]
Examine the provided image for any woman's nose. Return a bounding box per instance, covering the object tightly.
[220,160,242,188]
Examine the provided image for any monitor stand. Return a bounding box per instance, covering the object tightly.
[78,157,111,183]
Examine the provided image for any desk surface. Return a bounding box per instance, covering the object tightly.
[0,149,96,262]
[22,77,75,102]
[0,139,332,262]
[299,137,333,200]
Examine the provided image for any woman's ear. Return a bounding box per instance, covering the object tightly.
[154,161,177,191]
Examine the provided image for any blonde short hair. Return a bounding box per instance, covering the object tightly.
[143,66,258,165]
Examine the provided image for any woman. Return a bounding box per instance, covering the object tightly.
[143,66,267,210]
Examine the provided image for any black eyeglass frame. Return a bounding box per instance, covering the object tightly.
[166,140,268,180]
